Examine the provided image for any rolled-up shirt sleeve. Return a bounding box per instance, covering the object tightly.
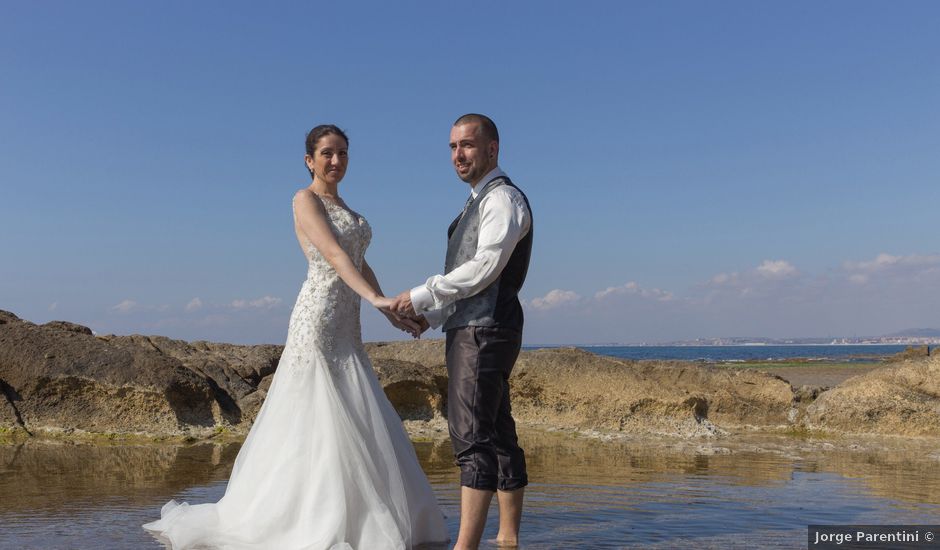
[410,187,530,328]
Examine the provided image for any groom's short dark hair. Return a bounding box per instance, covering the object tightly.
[454,113,499,144]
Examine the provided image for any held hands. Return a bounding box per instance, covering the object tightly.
[389,290,417,318]
[373,295,427,339]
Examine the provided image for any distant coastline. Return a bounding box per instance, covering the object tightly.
[523,343,918,364]
[528,343,932,348]
[529,334,940,347]
[576,342,936,347]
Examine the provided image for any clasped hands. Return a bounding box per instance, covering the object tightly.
[373,291,427,339]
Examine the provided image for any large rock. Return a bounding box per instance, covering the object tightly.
[97,334,282,425]
[510,348,795,436]
[364,342,797,436]
[804,356,940,437]
[365,340,448,421]
[0,312,222,436]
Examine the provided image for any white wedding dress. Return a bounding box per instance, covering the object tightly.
[143,196,449,549]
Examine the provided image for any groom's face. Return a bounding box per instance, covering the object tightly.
[450,122,497,185]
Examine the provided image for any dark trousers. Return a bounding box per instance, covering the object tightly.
[445,326,528,492]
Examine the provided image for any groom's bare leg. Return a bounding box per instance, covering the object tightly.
[455,487,494,550]
[495,487,524,546]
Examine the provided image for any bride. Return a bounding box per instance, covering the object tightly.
[143,124,449,549]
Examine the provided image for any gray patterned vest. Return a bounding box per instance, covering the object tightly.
[442,176,533,332]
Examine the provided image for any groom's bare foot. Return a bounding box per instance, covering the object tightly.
[495,535,519,547]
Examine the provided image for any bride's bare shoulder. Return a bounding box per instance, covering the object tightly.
[293,188,315,203]
[293,189,326,213]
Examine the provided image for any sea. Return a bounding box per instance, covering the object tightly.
[526,344,913,363]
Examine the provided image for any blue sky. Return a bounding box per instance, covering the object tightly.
[2,1,939,344]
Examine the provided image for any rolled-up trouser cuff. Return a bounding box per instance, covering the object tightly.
[497,474,528,491]
[460,470,499,492]
[458,471,529,492]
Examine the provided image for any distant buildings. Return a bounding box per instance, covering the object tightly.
[652,335,940,346]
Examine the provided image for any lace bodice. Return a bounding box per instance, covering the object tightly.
[286,195,372,364]
[302,196,372,276]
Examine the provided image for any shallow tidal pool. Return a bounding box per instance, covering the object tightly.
[1,431,939,549]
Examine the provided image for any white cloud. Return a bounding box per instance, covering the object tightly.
[596,281,640,299]
[530,289,581,310]
[111,299,138,313]
[756,259,797,279]
[185,297,203,312]
[596,281,674,301]
[231,296,283,310]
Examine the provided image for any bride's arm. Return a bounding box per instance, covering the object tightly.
[362,258,424,337]
[293,190,388,308]
[360,259,385,297]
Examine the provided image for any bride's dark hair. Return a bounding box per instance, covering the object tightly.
[305,124,349,179]
[306,125,349,155]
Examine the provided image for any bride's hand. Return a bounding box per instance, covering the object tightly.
[373,296,422,338]
[382,310,422,338]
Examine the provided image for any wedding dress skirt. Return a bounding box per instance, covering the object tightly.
[143,196,448,549]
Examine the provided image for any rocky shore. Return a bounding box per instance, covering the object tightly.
[2,310,938,441]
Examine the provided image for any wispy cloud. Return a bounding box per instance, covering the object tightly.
[528,281,675,313]
[231,296,282,310]
[96,294,289,344]
[844,253,940,273]
[95,252,940,345]
[111,295,284,316]
[111,299,138,313]
[111,300,170,314]
[842,253,940,286]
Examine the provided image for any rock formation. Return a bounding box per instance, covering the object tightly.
[2,310,939,440]
[804,356,940,436]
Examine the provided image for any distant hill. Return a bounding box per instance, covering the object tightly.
[885,328,940,338]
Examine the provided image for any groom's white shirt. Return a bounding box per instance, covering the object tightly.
[410,166,531,329]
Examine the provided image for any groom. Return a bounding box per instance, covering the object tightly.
[391,113,533,550]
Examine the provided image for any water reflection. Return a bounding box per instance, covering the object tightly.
[1,431,938,549]
[0,441,238,512]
